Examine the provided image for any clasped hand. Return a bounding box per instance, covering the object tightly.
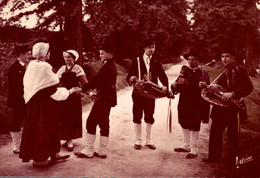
[88,91,99,101]
[69,87,82,95]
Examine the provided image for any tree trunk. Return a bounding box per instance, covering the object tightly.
[64,0,83,66]
[245,0,258,76]
[245,27,257,76]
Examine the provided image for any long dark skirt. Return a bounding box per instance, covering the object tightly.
[59,95,82,140]
[19,87,61,162]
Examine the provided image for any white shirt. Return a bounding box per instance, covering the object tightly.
[143,54,152,72]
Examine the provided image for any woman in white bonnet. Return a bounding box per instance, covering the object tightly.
[19,42,81,167]
[57,50,88,151]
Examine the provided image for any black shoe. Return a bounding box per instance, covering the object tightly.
[13,150,20,154]
[134,144,141,150]
[145,144,156,150]
[202,158,220,163]
[74,152,93,158]
[174,147,190,152]
[94,152,107,159]
[33,161,53,168]
[186,153,198,159]
[51,154,70,162]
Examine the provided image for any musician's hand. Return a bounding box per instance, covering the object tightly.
[167,91,175,99]
[221,92,234,102]
[199,81,206,89]
[129,76,138,84]
[208,84,221,94]
[171,82,177,89]
[160,86,167,95]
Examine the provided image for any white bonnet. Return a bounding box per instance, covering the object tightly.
[63,50,79,61]
[32,42,49,58]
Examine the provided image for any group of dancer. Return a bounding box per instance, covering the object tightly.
[7,38,253,169]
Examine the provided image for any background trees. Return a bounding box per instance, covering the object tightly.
[0,0,190,65]
[0,0,259,74]
[191,0,260,75]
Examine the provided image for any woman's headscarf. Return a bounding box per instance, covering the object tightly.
[24,42,59,103]
[32,42,49,58]
[63,49,79,61]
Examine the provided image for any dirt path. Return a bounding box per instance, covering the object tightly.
[0,60,220,177]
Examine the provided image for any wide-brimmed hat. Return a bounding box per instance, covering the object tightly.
[142,38,156,48]
[63,50,79,61]
[183,50,202,61]
[100,37,117,54]
[13,43,31,55]
[219,47,235,56]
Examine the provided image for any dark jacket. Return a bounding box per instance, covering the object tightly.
[82,59,117,107]
[126,55,168,88]
[7,60,26,108]
[217,62,253,99]
[211,62,253,120]
[175,66,210,130]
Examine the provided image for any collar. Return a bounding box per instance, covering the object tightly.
[18,60,26,66]
[143,54,152,60]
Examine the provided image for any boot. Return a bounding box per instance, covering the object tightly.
[186,131,199,159]
[74,133,95,158]
[134,123,142,150]
[10,131,22,154]
[145,123,156,150]
[174,128,191,152]
[94,136,109,158]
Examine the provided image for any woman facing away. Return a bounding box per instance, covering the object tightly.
[19,42,81,167]
[56,50,88,151]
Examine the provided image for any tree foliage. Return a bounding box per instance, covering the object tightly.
[191,0,260,75]
[83,0,190,62]
[1,0,259,73]
[0,0,190,64]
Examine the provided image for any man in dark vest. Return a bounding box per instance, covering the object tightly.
[126,38,168,150]
[7,43,32,154]
[74,38,117,159]
[172,50,210,159]
[202,47,253,169]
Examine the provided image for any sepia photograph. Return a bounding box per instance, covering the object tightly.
[0,0,260,177]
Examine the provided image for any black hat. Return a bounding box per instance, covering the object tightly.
[220,47,235,56]
[13,43,30,55]
[183,50,202,61]
[143,38,156,48]
[100,37,116,54]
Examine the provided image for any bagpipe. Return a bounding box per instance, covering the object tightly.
[170,60,216,95]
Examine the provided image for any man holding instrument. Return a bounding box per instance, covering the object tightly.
[202,47,253,169]
[171,50,210,159]
[126,38,168,150]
